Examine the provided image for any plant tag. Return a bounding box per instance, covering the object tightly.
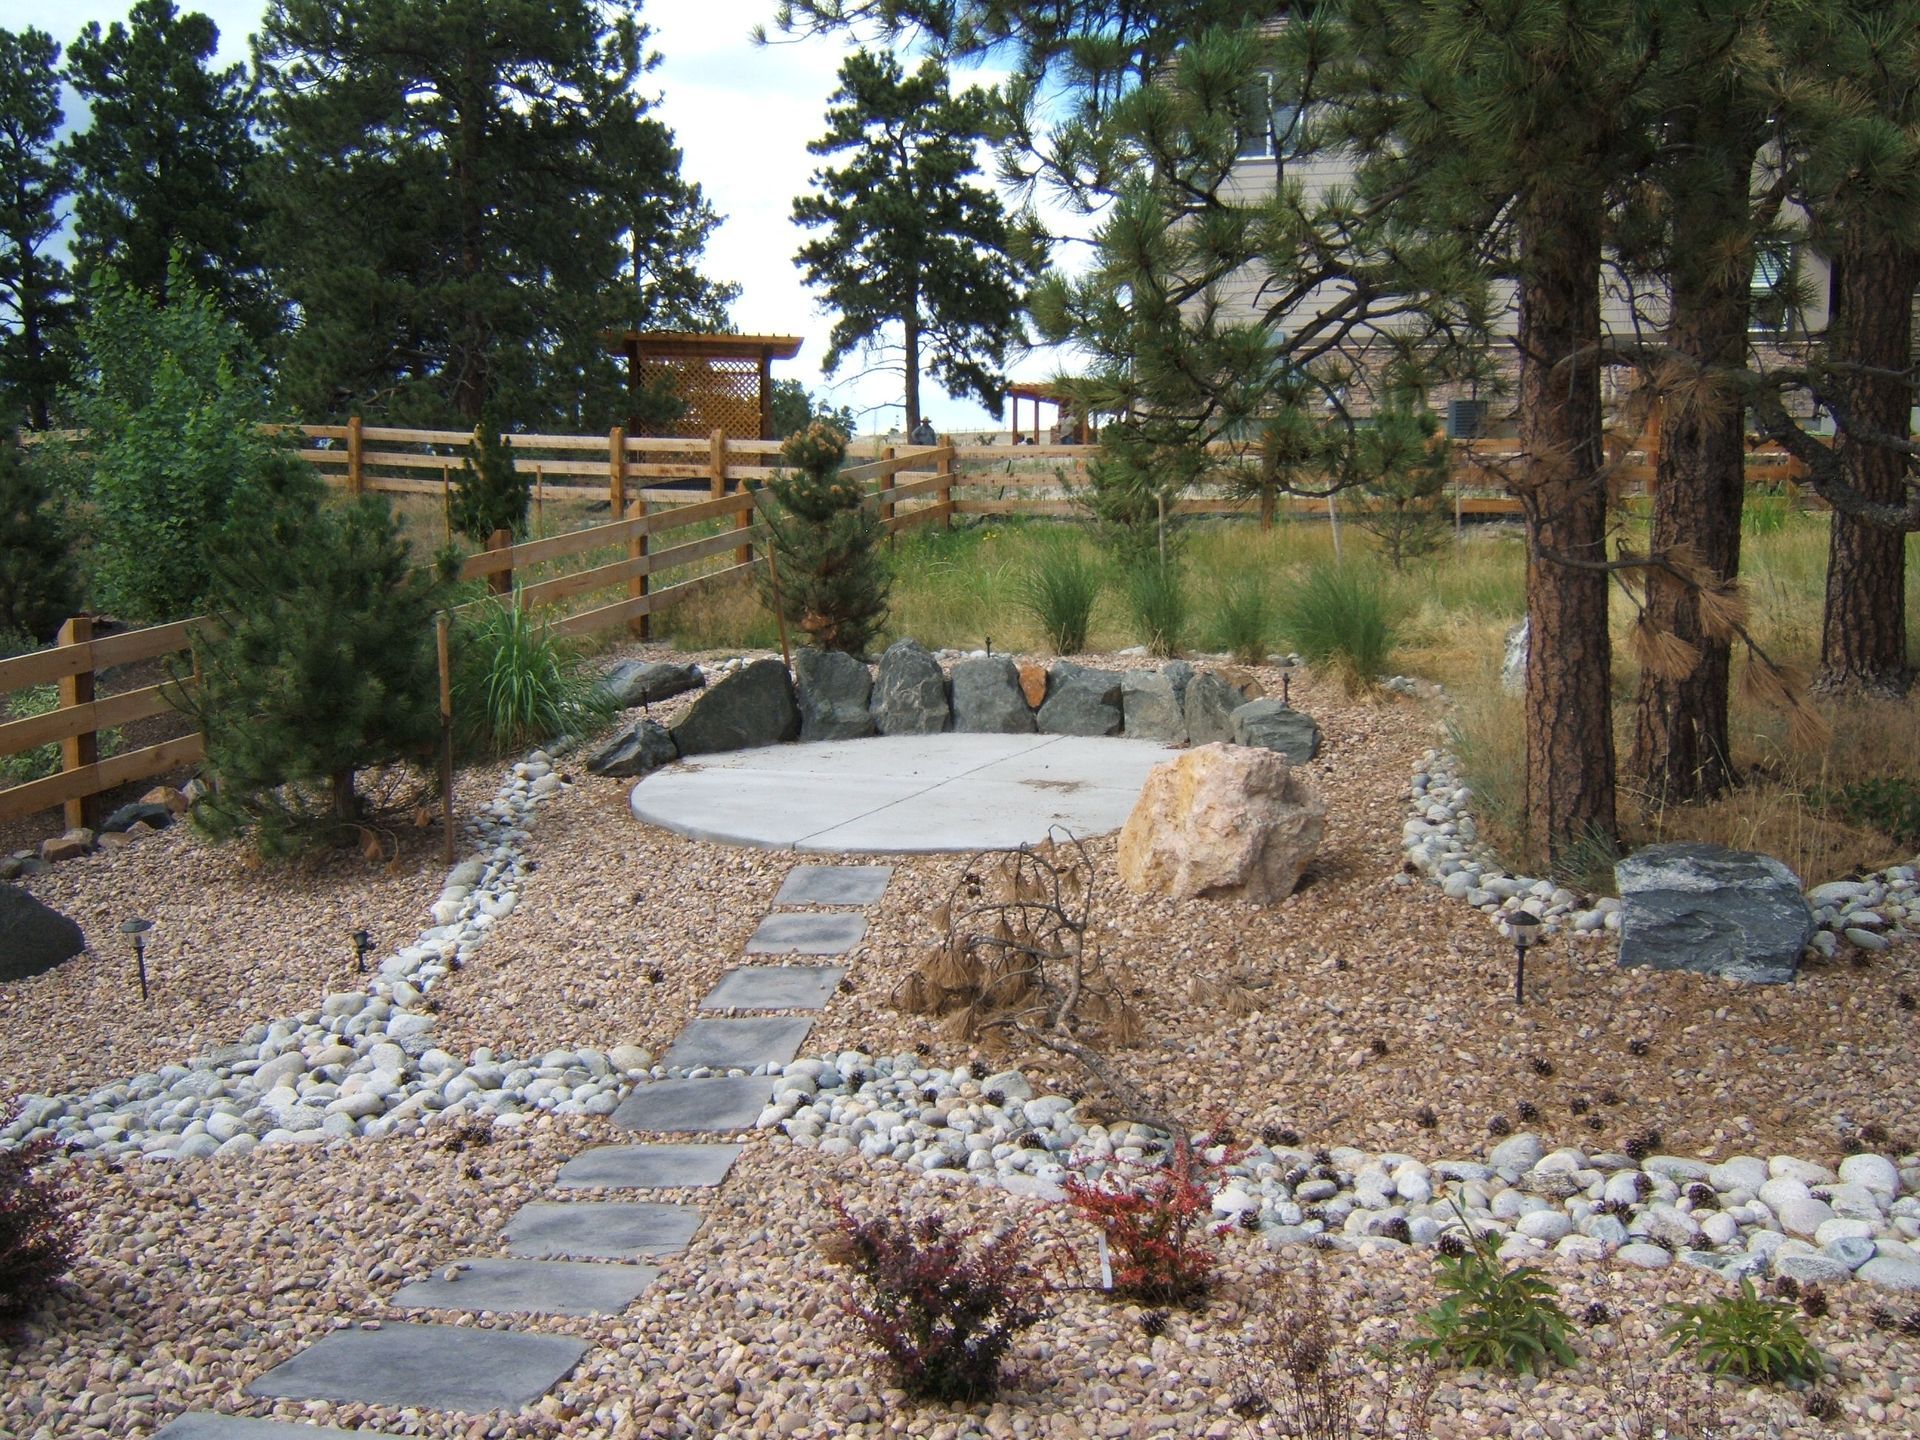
[1097,1231,1113,1291]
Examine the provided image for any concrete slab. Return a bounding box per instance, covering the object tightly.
[613,1075,775,1133]
[774,864,894,906]
[157,1419,398,1440]
[701,965,844,1011]
[744,913,867,955]
[557,1142,742,1189]
[663,1015,814,1069]
[630,733,1176,853]
[391,1258,657,1317]
[244,1323,585,1413]
[504,1200,702,1261]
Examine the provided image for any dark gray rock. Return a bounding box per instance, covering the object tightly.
[793,648,876,741]
[100,801,173,834]
[599,659,704,709]
[1615,843,1815,984]
[1184,671,1243,745]
[1231,700,1321,763]
[586,718,678,778]
[950,656,1035,734]
[870,639,949,735]
[1037,665,1122,736]
[670,659,799,756]
[1121,668,1187,741]
[0,884,85,983]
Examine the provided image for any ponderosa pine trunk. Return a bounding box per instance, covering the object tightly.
[903,306,922,436]
[329,767,358,825]
[1819,237,1917,695]
[1628,262,1748,804]
[1517,186,1617,869]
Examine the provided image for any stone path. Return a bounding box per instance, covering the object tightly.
[158,863,894,1435]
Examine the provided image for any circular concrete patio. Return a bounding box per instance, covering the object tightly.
[628,732,1179,853]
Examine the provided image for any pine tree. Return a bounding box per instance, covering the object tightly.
[183,459,458,854]
[1348,404,1452,572]
[793,49,1034,434]
[0,434,80,649]
[0,27,76,431]
[758,421,890,655]
[770,379,857,441]
[451,413,531,546]
[63,1,274,345]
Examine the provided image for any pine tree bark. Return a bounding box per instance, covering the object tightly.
[1517,187,1618,869]
[329,767,358,825]
[1819,236,1917,695]
[903,306,922,436]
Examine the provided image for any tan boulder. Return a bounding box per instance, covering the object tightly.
[1116,743,1325,904]
[142,785,190,815]
[40,828,96,863]
[1016,661,1048,709]
[1212,664,1265,699]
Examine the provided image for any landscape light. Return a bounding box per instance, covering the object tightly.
[120,917,153,1002]
[353,928,373,974]
[1508,907,1543,1005]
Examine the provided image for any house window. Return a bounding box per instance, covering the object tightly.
[1751,247,1791,332]
[1236,75,1303,160]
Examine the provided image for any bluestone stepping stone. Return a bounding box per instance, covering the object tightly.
[663,1015,814,1069]
[745,912,867,955]
[701,965,844,1011]
[774,864,894,907]
[613,1075,775,1133]
[558,1142,742,1189]
[392,1257,658,1317]
[157,1419,399,1439]
[245,1323,585,1413]
[505,1200,703,1260]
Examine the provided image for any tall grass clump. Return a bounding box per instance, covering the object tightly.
[455,594,613,756]
[1125,558,1186,657]
[1210,576,1273,664]
[1018,539,1102,655]
[1276,563,1395,691]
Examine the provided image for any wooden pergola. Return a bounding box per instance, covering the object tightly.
[1006,380,1099,444]
[611,331,803,441]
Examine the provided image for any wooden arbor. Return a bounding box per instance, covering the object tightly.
[613,331,803,441]
[1006,380,1099,444]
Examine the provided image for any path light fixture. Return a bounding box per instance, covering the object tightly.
[353,928,373,974]
[1508,906,1543,1005]
[121,917,153,1002]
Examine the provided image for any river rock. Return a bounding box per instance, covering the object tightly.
[949,656,1035,734]
[793,648,876,740]
[1615,843,1814,984]
[1037,665,1122,736]
[1120,667,1187,741]
[0,885,86,983]
[870,640,949,735]
[586,718,677,778]
[671,658,800,755]
[598,659,704,709]
[1116,743,1325,904]
[1230,700,1321,763]
[1183,671,1243,745]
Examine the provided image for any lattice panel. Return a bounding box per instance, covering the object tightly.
[644,357,763,440]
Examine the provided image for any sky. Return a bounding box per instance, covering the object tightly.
[16,0,1080,436]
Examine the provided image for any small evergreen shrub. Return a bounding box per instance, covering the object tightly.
[1662,1277,1823,1385]
[1819,777,1920,851]
[1061,1137,1233,1307]
[450,412,531,545]
[1211,576,1273,665]
[453,594,613,757]
[0,438,81,646]
[759,422,890,655]
[0,1136,78,1333]
[1347,404,1452,570]
[1410,1219,1575,1374]
[1124,558,1185,658]
[824,1199,1050,1403]
[1276,564,1395,693]
[1017,540,1101,655]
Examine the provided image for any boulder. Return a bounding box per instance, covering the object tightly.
[598,659,704,709]
[1502,619,1529,696]
[586,718,678,778]
[1037,665,1122,736]
[100,801,174,834]
[793,648,876,741]
[1016,661,1049,709]
[870,640,950,735]
[1183,671,1243,745]
[0,884,86,983]
[1231,700,1321,764]
[141,786,190,815]
[1117,743,1326,904]
[1214,665,1265,699]
[1615,843,1815,984]
[40,829,94,863]
[670,658,800,756]
[1121,668,1187,741]
[949,656,1035,734]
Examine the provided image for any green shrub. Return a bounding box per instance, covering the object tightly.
[450,412,531,545]
[1663,1278,1822,1385]
[454,594,613,757]
[1410,1221,1575,1375]
[1818,776,1920,851]
[1210,576,1272,665]
[0,438,81,646]
[1743,493,1794,537]
[1347,404,1453,570]
[1017,540,1101,655]
[1125,558,1185,658]
[0,684,122,784]
[1276,563,1395,691]
[759,421,890,655]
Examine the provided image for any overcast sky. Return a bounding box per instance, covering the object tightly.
[14,0,1076,435]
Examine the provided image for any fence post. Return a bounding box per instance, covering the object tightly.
[609,426,627,515]
[937,435,954,528]
[880,444,897,534]
[57,616,98,832]
[629,498,650,640]
[347,414,364,497]
[708,427,727,500]
[487,529,513,597]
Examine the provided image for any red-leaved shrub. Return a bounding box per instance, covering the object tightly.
[0,1136,77,1333]
[1062,1135,1236,1306]
[824,1199,1051,1402]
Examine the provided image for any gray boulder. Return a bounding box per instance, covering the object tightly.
[586,718,678,778]
[1037,665,1122,736]
[950,656,1035,734]
[599,659,704,709]
[1121,668,1187,741]
[870,640,950,735]
[1184,671,1243,746]
[794,648,876,741]
[100,801,173,833]
[0,885,85,983]
[671,659,800,756]
[1231,700,1321,764]
[1616,843,1815,984]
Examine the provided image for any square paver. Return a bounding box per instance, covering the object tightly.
[701,965,844,1011]
[157,1420,398,1440]
[745,912,867,955]
[612,1074,776,1133]
[663,1015,813,1070]
[504,1200,703,1261]
[391,1258,658,1317]
[557,1143,742,1189]
[245,1323,585,1413]
[774,865,894,907]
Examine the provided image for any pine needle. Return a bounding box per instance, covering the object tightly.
[1630,614,1701,681]
[1694,584,1749,641]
